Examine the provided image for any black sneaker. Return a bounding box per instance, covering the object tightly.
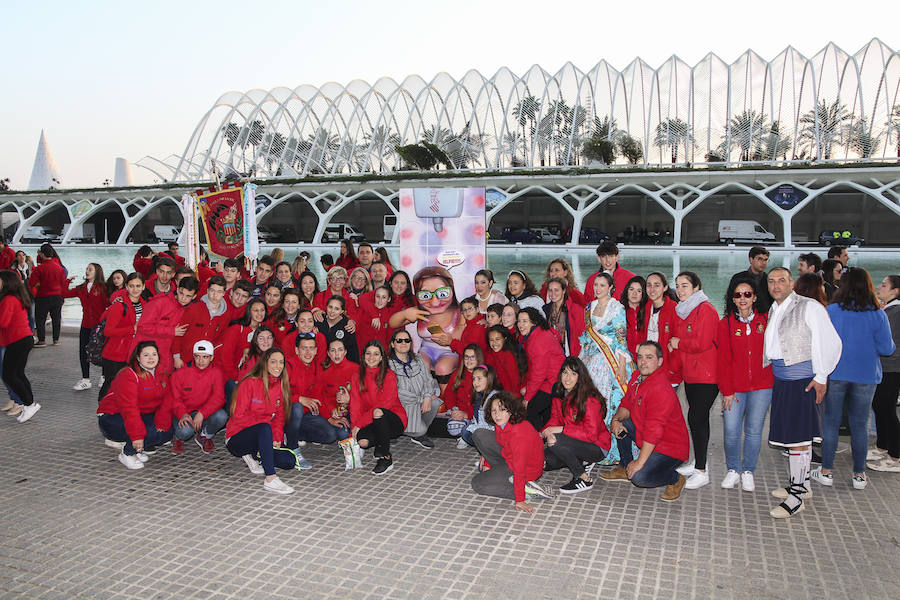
[560,477,593,494]
[372,457,393,475]
[410,435,434,449]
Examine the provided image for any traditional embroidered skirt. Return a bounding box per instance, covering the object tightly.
[768,376,821,446]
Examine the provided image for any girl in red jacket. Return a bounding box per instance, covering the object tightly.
[237,326,276,380]
[322,338,358,440]
[484,325,525,394]
[355,285,393,348]
[645,272,682,385]
[0,271,39,423]
[97,340,174,469]
[669,271,720,490]
[435,344,482,437]
[351,340,406,475]
[218,298,268,385]
[518,307,565,430]
[542,277,586,357]
[64,262,109,391]
[268,288,301,347]
[98,273,148,400]
[541,357,610,494]
[225,347,298,495]
[471,391,552,513]
[30,243,66,347]
[620,276,650,359]
[716,276,773,492]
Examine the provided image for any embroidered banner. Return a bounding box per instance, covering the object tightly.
[196,186,245,258]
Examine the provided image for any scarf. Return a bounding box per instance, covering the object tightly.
[675,290,709,319]
[391,354,415,377]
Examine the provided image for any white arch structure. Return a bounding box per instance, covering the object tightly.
[136,39,900,183]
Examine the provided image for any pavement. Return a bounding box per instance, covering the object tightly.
[1,333,898,600]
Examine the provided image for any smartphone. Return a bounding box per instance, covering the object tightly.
[615,429,628,439]
[427,324,444,335]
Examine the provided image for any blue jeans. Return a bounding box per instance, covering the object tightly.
[225,422,297,476]
[294,411,349,444]
[224,379,237,409]
[0,346,23,405]
[822,380,877,474]
[617,418,680,488]
[173,409,229,441]
[98,413,173,456]
[723,388,772,472]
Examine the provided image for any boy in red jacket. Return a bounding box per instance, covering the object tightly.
[602,341,690,501]
[169,340,228,454]
[131,277,199,374]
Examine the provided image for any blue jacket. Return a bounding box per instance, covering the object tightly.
[826,304,896,384]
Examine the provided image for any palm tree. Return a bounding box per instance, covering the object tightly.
[728,109,768,162]
[758,120,792,161]
[885,104,900,157]
[798,99,851,160]
[511,94,540,165]
[846,117,880,158]
[653,117,693,163]
[260,131,287,173]
[498,132,526,166]
[363,125,400,172]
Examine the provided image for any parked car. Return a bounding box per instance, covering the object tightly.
[21,226,58,243]
[565,227,610,245]
[502,227,540,243]
[818,230,864,247]
[322,223,365,243]
[53,223,96,243]
[256,226,280,242]
[531,227,561,243]
[717,220,776,244]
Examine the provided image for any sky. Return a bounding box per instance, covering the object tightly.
[1,0,897,189]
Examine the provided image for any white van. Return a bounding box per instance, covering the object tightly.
[717,220,776,245]
[322,223,365,243]
[152,225,181,243]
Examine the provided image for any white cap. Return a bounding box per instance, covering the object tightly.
[192,340,214,357]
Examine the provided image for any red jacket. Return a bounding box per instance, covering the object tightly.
[169,364,225,419]
[583,265,636,304]
[716,313,773,396]
[354,303,393,349]
[268,317,296,348]
[543,298,586,357]
[521,327,565,401]
[441,369,474,418]
[0,295,32,346]
[143,274,173,298]
[495,420,545,502]
[544,395,611,451]
[335,255,357,271]
[280,330,328,366]
[63,282,109,329]
[30,257,66,297]
[321,359,358,420]
[286,353,324,405]
[131,294,191,374]
[102,296,148,362]
[132,252,153,277]
[350,368,406,430]
[624,304,648,359]
[97,368,172,442]
[450,318,487,356]
[674,300,718,384]
[216,324,254,381]
[0,245,15,269]
[173,299,230,359]
[647,297,682,385]
[314,288,357,318]
[485,348,521,393]
[225,376,287,442]
[620,369,689,461]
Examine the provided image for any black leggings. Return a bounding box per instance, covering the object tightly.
[78,327,91,378]
[98,358,126,400]
[683,382,719,471]
[2,336,34,406]
[544,433,606,477]
[526,391,553,431]
[34,295,63,343]
[873,371,900,459]
[356,408,404,457]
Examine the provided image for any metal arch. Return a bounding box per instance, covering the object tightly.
[11,199,71,244]
[116,196,184,245]
[61,197,129,243]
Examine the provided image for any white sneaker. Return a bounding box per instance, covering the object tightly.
[72,378,92,391]
[297,441,307,448]
[104,438,126,449]
[866,448,887,461]
[720,470,740,489]
[740,471,755,492]
[851,474,868,490]
[810,467,833,486]
[16,403,41,423]
[242,454,265,475]
[135,452,150,463]
[263,476,294,494]
[676,461,696,476]
[118,453,144,470]
[685,470,710,490]
[867,457,900,472]
[456,437,468,449]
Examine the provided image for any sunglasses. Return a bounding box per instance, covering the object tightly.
[417,286,452,302]
[732,291,754,299]
[393,338,412,344]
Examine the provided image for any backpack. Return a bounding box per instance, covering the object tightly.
[85,300,127,366]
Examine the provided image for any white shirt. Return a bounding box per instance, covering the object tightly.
[764,293,842,384]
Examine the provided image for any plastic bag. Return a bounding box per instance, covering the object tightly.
[339,437,364,471]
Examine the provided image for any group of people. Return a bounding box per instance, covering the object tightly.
[1,237,898,516]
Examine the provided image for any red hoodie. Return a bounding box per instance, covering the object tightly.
[169,364,225,419]
[716,312,773,396]
[645,297,682,385]
[619,369,689,461]
[354,303,393,349]
[102,296,148,362]
[450,318,487,356]
[63,281,109,329]
[544,395,611,451]
[485,348,521,394]
[216,324,254,381]
[521,327,565,401]
[285,353,324,404]
[624,304,647,359]
[97,368,172,442]
[132,252,153,278]
[673,300,718,384]
[442,369,475,418]
[30,257,66,297]
[173,299,230,359]
[130,294,191,374]
[350,367,406,430]
[0,295,31,346]
[495,420,545,502]
[225,376,287,441]
[321,359,358,420]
